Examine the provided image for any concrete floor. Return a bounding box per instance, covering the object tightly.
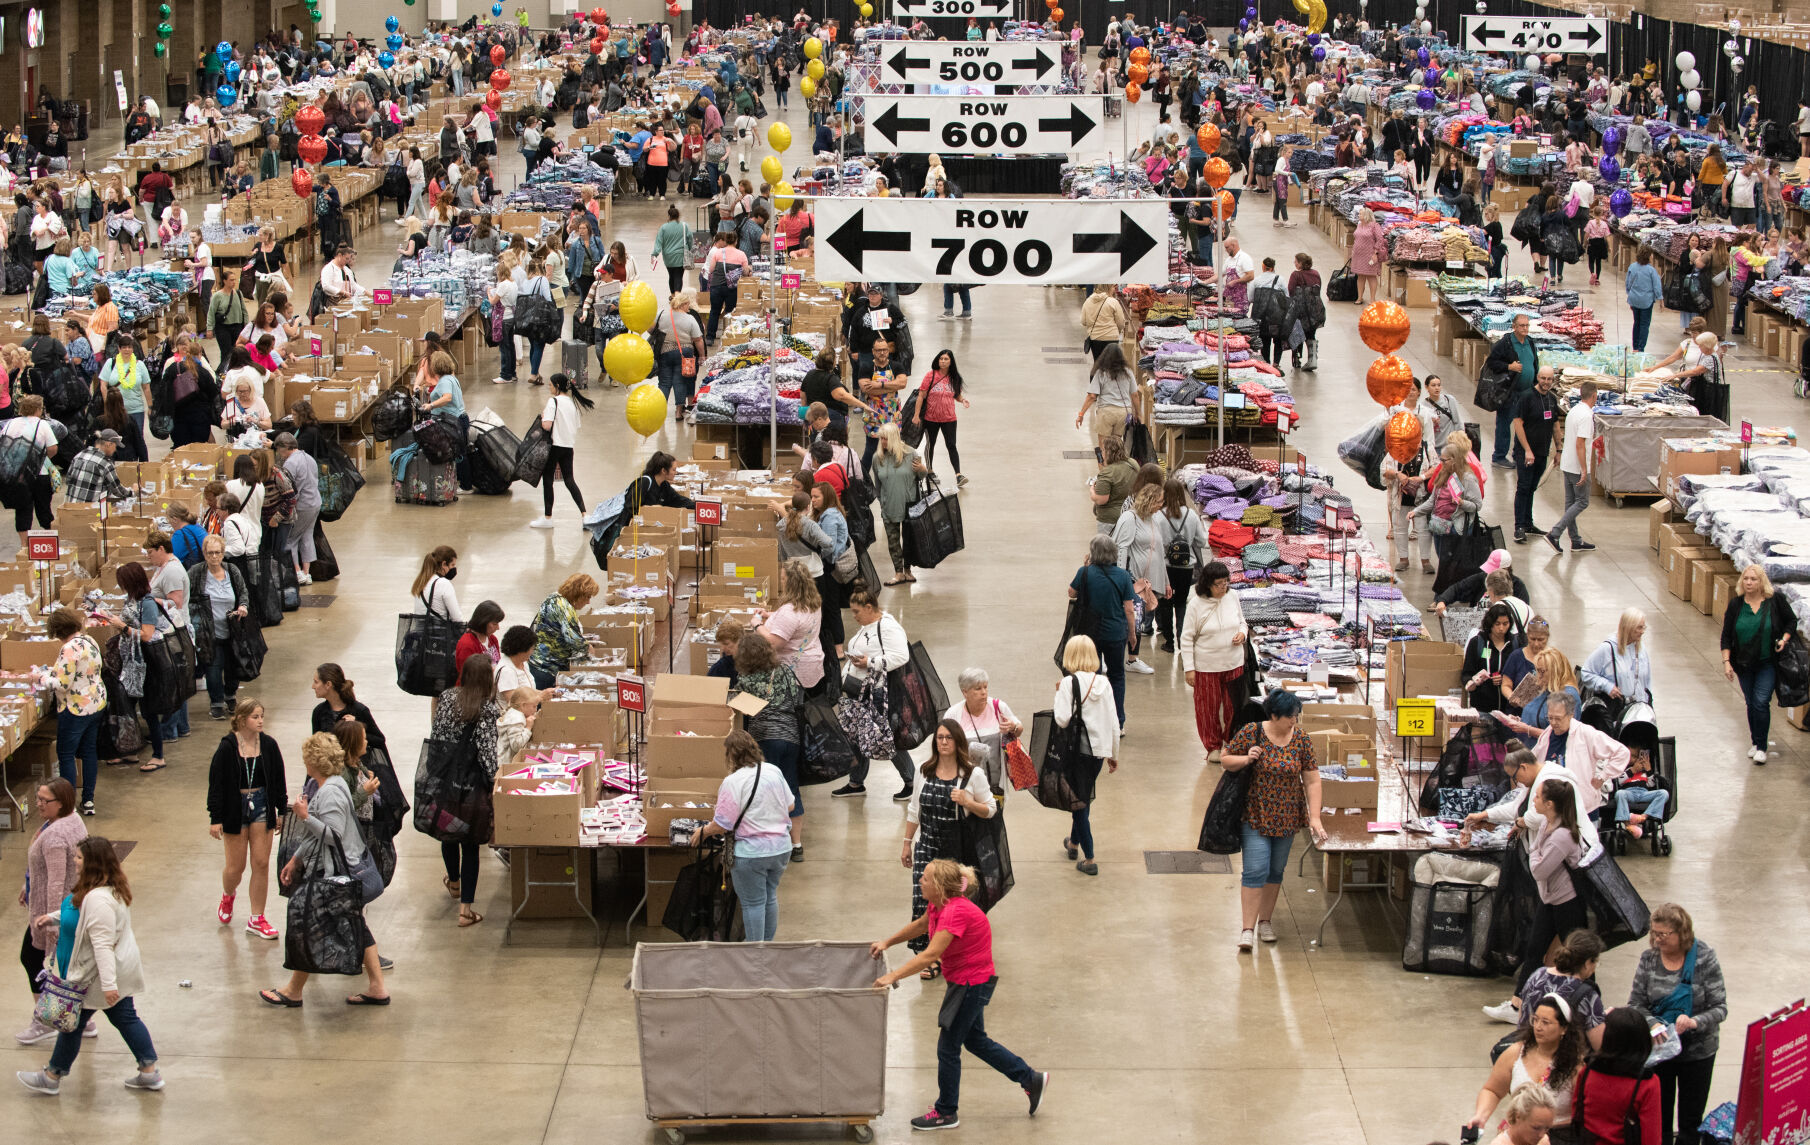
[2,84,1806,1145]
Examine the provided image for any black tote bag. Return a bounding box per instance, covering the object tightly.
[1197,766,1254,854]
[282,872,365,975]
[228,612,267,681]
[799,696,859,784]
[395,592,462,698]
[136,602,197,718]
[956,803,1014,912]
[410,722,491,844]
[886,638,946,750]
[662,837,740,942]
[316,445,367,523]
[1025,678,1092,813]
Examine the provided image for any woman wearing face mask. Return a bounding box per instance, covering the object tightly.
[1468,995,1586,1140]
[1462,603,1523,715]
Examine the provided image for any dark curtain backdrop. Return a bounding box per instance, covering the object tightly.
[688,1,1807,128]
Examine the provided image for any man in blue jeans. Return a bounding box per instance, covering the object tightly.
[1067,535,1137,729]
[1483,315,1539,468]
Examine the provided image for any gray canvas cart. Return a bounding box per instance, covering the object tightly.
[629,941,888,1143]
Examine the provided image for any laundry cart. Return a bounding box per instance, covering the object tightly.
[630,941,888,1143]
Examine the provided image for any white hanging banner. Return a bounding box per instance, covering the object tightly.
[1462,15,1608,55]
[875,41,1062,86]
[893,0,1014,17]
[813,197,1170,286]
[862,94,1104,155]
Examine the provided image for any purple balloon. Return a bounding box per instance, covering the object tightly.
[1246,5,1256,16]
[1601,125,1621,156]
[1417,47,1430,64]
[1609,188,1633,218]
[1417,88,1436,110]
[1307,32,1320,45]
[1599,156,1621,183]
[1425,66,1440,85]
[1312,45,1326,61]
[1238,17,1248,28]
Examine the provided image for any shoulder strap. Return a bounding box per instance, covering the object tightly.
[728,763,762,836]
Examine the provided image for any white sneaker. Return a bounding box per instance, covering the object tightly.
[1482,1000,1520,1024]
[82,1017,98,1038]
[1257,921,1277,943]
[294,572,312,586]
[1748,746,1759,760]
[14,1018,55,1046]
[1126,658,1155,675]
[1754,750,1768,764]
[529,518,556,529]
[1237,929,1254,952]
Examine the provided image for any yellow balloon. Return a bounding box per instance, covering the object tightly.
[618,281,657,334]
[806,58,824,82]
[603,333,654,386]
[800,76,817,99]
[773,180,795,210]
[760,154,784,185]
[624,381,668,437]
[767,122,792,152]
[803,36,822,60]
[859,3,872,14]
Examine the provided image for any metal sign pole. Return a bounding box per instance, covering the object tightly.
[1215,199,1225,449]
[768,226,778,466]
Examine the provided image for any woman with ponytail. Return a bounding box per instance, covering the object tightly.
[869,857,1047,1132]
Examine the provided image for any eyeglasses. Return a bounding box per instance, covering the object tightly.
[1649,928,1676,939]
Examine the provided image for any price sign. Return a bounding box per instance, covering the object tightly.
[1395,697,1438,738]
[24,531,59,562]
[781,272,802,289]
[1277,411,1290,433]
[308,335,323,357]
[617,674,647,713]
[1296,450,1307,471]
[1742,419,1754,444]
[582,144,596,153]
[774,232,787,252]
[373,288,393,306]
[694,499,723,527]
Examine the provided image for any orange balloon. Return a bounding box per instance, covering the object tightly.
[1124,81,1142,103]
[1385,411,1424,463]
[1196,122,1221,155]
[1045,0,1057,7]
[1358,300,1412,354]
[1215,190,1235,218]
[1366,354,1415,408]
[1130,46,1151,65]
[1050,6,1063,18]
[1202,157,1231,190]
[1128,63,1148,85]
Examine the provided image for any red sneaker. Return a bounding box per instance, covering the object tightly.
[246,914,279,941]
[217,893,235,925]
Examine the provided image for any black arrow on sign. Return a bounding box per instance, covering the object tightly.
[1072,211,1159,275]
[872,103,931,145]
[826,208,911,273]
[887,48,930,76]
[1471,24,1504,47]
[1037,104,1098,146]
[1567,24,1602,47]
[1011,49,1056,79]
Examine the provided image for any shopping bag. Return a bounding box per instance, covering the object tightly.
[902,474,964,568]
[800,696,859,784]
[282,873,365,975]
[514,419,552,485]
[1196,765,1254,854]
[32,968,86,1033]
[137,605,197,718]
[956,803,1014,911]
[229,612,267,681]
[362,744,410,839]
[1566,850,1650,951]
[662,838,740,941]
[1025,689,1090,812]
[887,640,947,750]
[836,674,894,758]
[316,445,367,522]
[1003,734,1038,791]
[411,726,491,844]
[1776,638,1810,708]
[309,522,339,582]
[394,600,461,697]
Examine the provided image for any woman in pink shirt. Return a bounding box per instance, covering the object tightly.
[870,858,1047,1132]
[756,560,824,688]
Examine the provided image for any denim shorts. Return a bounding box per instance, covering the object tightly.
[239,788,267,829]
[1239,823,1294,888]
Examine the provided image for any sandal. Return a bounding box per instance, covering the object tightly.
[1420,561,1435,574]
[259,989,303,1008]
[884,575,911,587]
[442,877,459,899]
[346,993,391,1006]
[138,760,167,773]
[1062,837,1078,860]
[458,909,484,927]
[919,962,941,981]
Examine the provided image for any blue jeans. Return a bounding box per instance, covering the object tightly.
[728,850,789,941]
[159,691,190,740]
[1552,468,1590,544]
[706,282,737,341]
[759,738,803,818]
[48,997,157,1076]
[497,318,516,380]
[1239,823,1293,888]
[56,709,102,802]
[942,284,971,314]
[1735,662,1777,750]
[1615,786,1670,822]
[1093,635,1127,727]
[1630,305,1653,352]
[527,339,547,376]
[204,636,239,704]
[1069,806,1094,860]
[1493,408,1515,464]
[934,978,1034,1117]
[656,347,695,410]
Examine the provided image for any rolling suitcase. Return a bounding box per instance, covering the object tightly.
[393,453,459,507]
[561,338,591,388]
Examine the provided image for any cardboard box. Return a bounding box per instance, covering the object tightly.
[642,779,719,835]
[1711,571,1740,618]
[536,698,617,744]
[1666,545,1722,600]
[0,634,59,671]
[1319,761,1381,810]
[1658,439,1742,500]
[1649,498,1678,550]
[697,574,770,609]
[1787,704,1810,732]
[712,536,779,585]
[492,765,599,848]
[1690,557,1736,614]
[1656,521,1706,565]
[507,846,596,919]
[1385,640,1465,704]
[1403,276,1435,309]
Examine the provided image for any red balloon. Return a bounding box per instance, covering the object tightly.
[485,89,503,110]
[666,2,678,11]
[297,134,328,165]
[590,37,604,54]
[293,105,325,136]
[590,6,606,21]
[292,169,314,198]
[490,44,506,66]
[489,69,512,92]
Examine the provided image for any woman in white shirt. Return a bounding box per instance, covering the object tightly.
[223,454,266,529]
[404,147,427,220]
[1054,635,1121,876]
[697,731,798,941]
[529,374,593,529]
[156,203,188,251]
[1179,561,1250,762]
[944,666,1023,794]
[838,590,915,797]
[487,262,519,384]
[408,545,462,622]
[219,492,261,558]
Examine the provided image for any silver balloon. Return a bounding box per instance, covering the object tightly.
[1474,0,1485,11]
[1731,56,1744,73]
[1730,17,1741,32]
[1420,19,1431,33]
[1723,39,1737,57]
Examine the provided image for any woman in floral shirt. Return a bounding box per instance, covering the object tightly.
[1219,690,1326,952]
[39,607,106,816]
[527,574,598,689]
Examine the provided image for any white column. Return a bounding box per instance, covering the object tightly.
[430,0,459,20]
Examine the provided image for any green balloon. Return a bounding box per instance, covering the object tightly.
[157,20,172,36]
[158,2,170,14]
[153,42,167,56]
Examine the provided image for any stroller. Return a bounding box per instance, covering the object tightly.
[1607,731,1676,858]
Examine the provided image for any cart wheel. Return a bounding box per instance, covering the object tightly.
[663,1129,686,1145]
[1659,835,1673,857]
[853,1126,875,1143]
[1611,495,1625,509]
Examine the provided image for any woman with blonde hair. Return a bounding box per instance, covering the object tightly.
[871,421,928,586]
[1516,647,1581,733]
[1111,482,1166,676]
[1489,1083,1559,1145]
[261,732,390,1005]
[1580,607,1653,711]
[1054,635,1120,875]
[1720,564,1796,762]
[772,489,832,578]
[1080,282,1129,362]
[527,574,598,689]
[867,856,1045,1131]
[756,560,825,690]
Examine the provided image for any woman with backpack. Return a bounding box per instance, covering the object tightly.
[0,394,59,533]
[1150,477,1206,654]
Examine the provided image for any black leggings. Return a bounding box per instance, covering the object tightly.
[442,841,479,905]
[1515,895,1588,993]
[1154,566,1193,641]
[1653,1053,1716,1145]
[921,419,959,473]
[20,924,44,995]
[1587,238,1608,278]
[12,473,53,533]
[815,571,845,648]
[541,445,585,515]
